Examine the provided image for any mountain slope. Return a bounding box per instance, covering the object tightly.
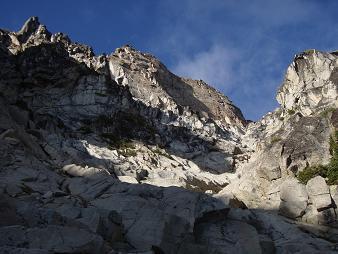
[0,17,337,254]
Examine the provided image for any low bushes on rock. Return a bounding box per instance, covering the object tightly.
[298,165,328,184]
[297,131,338,185]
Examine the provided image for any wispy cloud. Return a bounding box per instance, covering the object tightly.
[146,0,332,120]
[172,45,238,91]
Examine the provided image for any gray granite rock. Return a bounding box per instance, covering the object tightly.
[306,176,332,211]
[279,178,308,218]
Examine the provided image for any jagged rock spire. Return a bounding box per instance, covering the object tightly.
[17,17,41,42]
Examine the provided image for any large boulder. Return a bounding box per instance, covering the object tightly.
[90,184,227,253]
[194,218,262,254]
[279,178,308,218]
[256,150,281,181]
[302,204,336,225]
[306,176,332,211]
[62,164,110,178]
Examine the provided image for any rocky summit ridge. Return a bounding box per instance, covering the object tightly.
[0,17,337,254]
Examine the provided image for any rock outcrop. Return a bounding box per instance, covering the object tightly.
[306,176,332,211]
[0,17,337,253]
[279,178,308,218]
[224,49,338,231]
[276,50,338,116]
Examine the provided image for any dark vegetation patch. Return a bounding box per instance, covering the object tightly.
[95,112,156,140]
[118,148,137,157]
[13,99,29,111]
[320,107,335,118]
[287,109,295,115]
[297,130,338,185]
[270,136,282,144]
[95,92,107,97]
[297,165,328,184]
[78,125,92,134]
[152,148,172,159]
[101,133,135,149]
[78,111,157,144]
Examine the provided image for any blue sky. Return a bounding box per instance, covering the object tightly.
[1,0,338,120]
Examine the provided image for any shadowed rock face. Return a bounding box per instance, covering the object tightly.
[109,47,247,128]
[0,17,337,253]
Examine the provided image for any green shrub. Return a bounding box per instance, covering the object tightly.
[287,109,295,115]
[122,113,147,128]
[297,165,328,184]
[95,92,107,97]
[329,130,338,155]
[119,148,137,157]
[271,136,282,144]
[101,133,135,149]
[327,131,338,184]
[327,159,338,185]
[320,107,335,118]
[20,184,33,194]
[297,131,338,184]
[117,112,157,139]
[152,148,172,159]
[101,133,120,144]
[119,141,135,150]
[101,132,137,156]
[304,49,315,54]
[107,145,114,150]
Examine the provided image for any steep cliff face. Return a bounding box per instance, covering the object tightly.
[226,50,338,228]
[0,17,247,187]
[277,50,338,115]
[109,45,247,129]
[0,17,337,254]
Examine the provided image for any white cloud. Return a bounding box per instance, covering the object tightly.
[147,0,335,120]
[172,44,238,91]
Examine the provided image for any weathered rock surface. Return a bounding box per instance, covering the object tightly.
[276,50,338,116]
[279,178,308,218]
[0,17,337,253]
[307,176,332,211]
